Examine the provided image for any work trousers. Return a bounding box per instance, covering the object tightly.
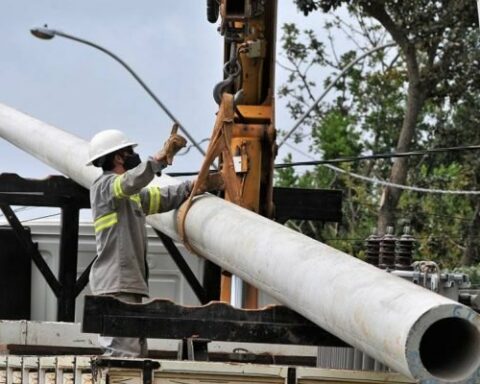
[98,292,148,357]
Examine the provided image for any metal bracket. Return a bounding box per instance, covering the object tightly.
[287,367,297,384]
[0,173,91,321]
[82,295,347,347]
[273,187,343,224]
[92,358,160,384]
[177,338,210,361]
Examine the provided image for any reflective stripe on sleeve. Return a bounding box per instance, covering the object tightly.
[130,194,141,207]
[113,176,127,198]
[94,212,118,233]
[148,187,161,214]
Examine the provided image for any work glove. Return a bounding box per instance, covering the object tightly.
[193,172,225,195]
[154,123,187,166]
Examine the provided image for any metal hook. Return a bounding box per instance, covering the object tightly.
[213,44,242,104]
[233,88,244,108]
[213,75,235,104]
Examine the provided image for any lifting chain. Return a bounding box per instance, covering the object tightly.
[213,44,242,104]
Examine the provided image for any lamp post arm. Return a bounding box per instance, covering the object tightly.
[277,42,396,148]
[54,30,207,157]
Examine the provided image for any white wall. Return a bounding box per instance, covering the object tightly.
[28,221,204,322]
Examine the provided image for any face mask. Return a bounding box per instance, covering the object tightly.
[123,152,141,170]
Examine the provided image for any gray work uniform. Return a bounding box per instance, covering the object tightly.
[89,158,191,356]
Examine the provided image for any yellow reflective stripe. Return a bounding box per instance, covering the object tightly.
[113,176,126,198]
[148,187,161,214]
[94,212,118,233]
[130,194,141,207]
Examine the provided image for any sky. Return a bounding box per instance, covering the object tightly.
[0,0,327,221]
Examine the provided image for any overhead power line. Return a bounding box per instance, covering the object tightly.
[177,138,210,156]
[274,144,480,169]
[0,206,34,219]
[328,164,480,195]
[323,234,478,242]
[167,143,480,194]
[283,142,480,195]
[21,213,61,223]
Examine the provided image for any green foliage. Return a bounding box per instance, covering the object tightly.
[398,163,473,267]
[295,0,347,14]
[453,266,480,286]
[275,0,480,268]
[295,0,480,103]
[274,153,299,187]
[312,110,362,158]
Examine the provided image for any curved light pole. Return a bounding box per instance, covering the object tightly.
[278,42,396,148]
[30,26,207,157]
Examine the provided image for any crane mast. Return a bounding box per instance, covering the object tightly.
[209,0,278,307]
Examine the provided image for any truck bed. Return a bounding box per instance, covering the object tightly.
[0,356,413,384]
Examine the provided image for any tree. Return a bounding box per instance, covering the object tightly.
[277,1,480,267]
[277,19,398,257]
[293,0,480,234]
[432,92,480,265]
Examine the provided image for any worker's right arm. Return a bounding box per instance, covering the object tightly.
[110,158,192,214]
[113,127,187,199]
[139,181,193,215]
[111,159,164,199]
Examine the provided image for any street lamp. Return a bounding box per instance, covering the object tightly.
[30,26,207,157]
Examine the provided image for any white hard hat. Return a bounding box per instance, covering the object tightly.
[86,129,137,166]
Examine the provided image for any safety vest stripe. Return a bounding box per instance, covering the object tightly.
[113,176,127,198]
[148,187,161,214]
[130,194,141,207]
[94,212,118,233]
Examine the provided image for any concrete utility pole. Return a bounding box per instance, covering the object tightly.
[2,102,480,383]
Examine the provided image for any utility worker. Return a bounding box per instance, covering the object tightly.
[86,127,190,357]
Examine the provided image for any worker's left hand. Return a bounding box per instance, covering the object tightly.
[154,123,187,165]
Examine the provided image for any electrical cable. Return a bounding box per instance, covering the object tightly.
[321,234,478,242]
[177,138,210,156]
[282,142,480,195]
[0,206,34,219]
[0,205,61,224]
[329,165,480,195]
[168,142,480,195]
[275,144,480,169]
[321,238,448,242]
[21,212,61,223]
[167,170,215,177]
